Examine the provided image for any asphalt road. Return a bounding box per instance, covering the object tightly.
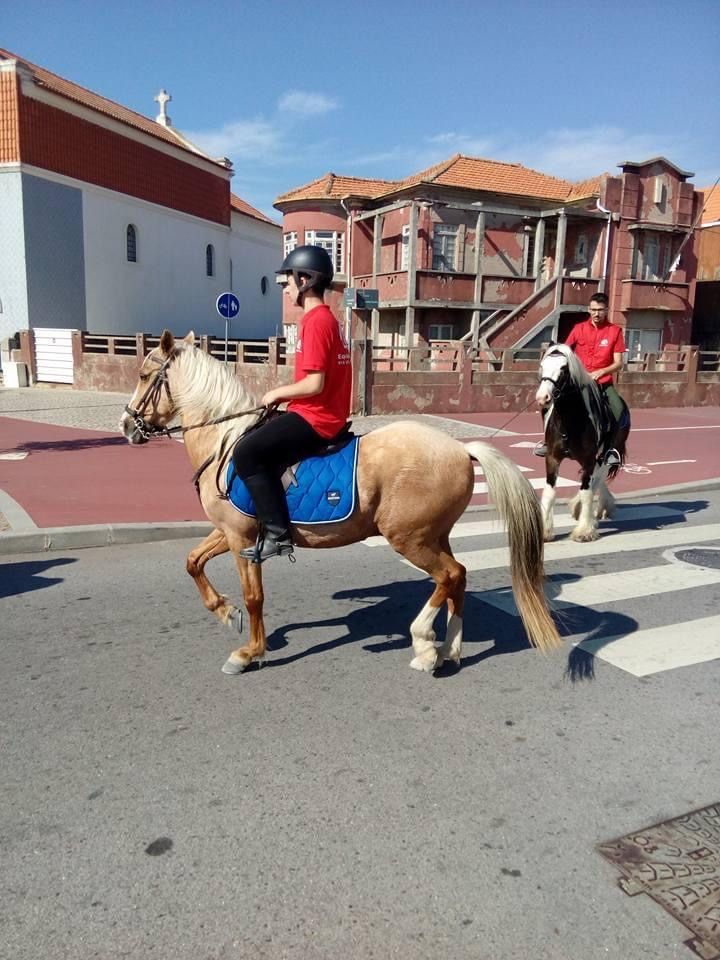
[2,490,720,960]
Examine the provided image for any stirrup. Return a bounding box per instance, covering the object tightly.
[239,535,295,564]
[533,442,547,458]
[603,448,621,467]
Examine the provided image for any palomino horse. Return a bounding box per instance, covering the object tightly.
[535,343,630,543]
[120,330,561,674]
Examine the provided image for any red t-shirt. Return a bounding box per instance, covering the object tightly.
[288,304,352,438]
[565,317,626,385]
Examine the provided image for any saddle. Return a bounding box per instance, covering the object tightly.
[581,386,629,460]
[226,426,360,525]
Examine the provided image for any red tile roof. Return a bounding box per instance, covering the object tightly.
[275,172,395,203]
[396,153,578,201]
[275,154,607,207]
[699,184,720,225]
[0,47,226,168]
[230,193,280,226]
[568,175,605,201]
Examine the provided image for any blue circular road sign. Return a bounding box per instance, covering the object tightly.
[216,292,240,319]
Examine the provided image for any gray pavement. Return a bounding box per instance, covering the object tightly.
[0,384,498,437]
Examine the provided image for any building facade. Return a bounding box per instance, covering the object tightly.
[274,154,703,361]
[0,49,282,348]
[691,185,720,351]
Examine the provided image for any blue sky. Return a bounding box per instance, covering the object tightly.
[3,0,719,218]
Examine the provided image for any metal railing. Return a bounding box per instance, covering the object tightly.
[79,332,287,365]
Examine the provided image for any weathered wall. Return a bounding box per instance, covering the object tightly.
[698,225,720,281]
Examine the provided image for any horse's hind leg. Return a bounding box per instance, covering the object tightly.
[221,557,267,675]
[186,529,243,633]
[392,536,466,673]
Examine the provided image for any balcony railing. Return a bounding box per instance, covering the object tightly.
[620,279,690,312]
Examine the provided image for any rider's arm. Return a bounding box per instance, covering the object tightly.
[262,371,325,406]
[590,352,624,381]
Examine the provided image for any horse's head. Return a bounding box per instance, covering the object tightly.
[119,329,195,443]
[535,343,571,408]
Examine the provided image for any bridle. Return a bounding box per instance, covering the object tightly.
[124,347,271,501]
[124,352,178,440]
[538,352,575,402]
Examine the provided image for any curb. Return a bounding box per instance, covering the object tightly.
[1,479,719,555]
[0,521,213,556]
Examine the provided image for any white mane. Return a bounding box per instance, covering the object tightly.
[543,342,595,392]
[171,344,262,446]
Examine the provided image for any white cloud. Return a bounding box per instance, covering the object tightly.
[517,126,684,180]
[277,90,340,116]
[420,125,691,182]
[424,131,495,157]
[185,120,283,161]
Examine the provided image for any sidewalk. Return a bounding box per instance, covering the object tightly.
[1,385,719,555]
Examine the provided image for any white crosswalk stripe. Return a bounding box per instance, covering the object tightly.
[472,462,576,495]
[362,504,720,677]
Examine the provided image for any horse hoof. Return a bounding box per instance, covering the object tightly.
[410,651,439,673]
[570,530,598,543]
[228,609,243,634]
[221,656,248,675]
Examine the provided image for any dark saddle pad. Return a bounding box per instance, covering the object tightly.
[226,434,360,525]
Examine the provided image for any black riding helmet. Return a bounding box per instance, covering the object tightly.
[276,244,334,294]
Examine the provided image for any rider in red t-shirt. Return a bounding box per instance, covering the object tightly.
[232,245,352,563]
[535,292,627,464]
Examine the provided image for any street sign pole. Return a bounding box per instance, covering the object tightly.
[215,292,240,365]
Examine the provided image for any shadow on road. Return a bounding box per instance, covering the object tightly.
[263,572,640,684]
[0,556,77,598]
[6,436,127,453]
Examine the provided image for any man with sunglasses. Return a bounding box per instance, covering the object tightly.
[534,293,626,464]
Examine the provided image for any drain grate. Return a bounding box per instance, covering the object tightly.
[674,548,720,570]
[598,803,720,958]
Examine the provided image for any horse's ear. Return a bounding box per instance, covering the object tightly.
[183,331,196,347]
[160,329,175,355]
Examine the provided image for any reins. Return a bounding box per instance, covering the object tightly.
[125,347,272,498]
[124,350,265,441]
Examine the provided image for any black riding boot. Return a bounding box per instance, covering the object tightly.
[237,473,294,563]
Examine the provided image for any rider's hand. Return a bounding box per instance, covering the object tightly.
[261,389,281,407]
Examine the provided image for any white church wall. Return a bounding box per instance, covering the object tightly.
[82,182,233,336]
[0,168,29,341]
[228,212,283,339]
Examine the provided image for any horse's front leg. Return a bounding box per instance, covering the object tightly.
[186,529,243,633]
[221,556,267,675]
[540,456,561,542]
[569,461,599,542]
[593,464,616,520]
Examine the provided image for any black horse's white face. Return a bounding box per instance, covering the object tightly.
[536,349,569,407]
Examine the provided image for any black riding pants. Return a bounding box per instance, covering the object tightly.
[231,412,328,526]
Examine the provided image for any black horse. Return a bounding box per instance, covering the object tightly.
[535,343,630,542]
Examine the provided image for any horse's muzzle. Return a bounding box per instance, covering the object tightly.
[119,411,150,444]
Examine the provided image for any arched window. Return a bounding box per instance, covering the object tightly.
[260,276,268,295]
[206,244,215,277]
[126,224,137,262]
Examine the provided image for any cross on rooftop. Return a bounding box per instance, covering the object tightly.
[154,89,172,127]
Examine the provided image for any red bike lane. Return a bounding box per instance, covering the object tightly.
[1,407,719,529]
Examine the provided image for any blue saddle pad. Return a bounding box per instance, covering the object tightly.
[226,436,359,525]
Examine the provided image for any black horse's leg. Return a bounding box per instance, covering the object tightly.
[540,453,562,542]
[569,456,599,542]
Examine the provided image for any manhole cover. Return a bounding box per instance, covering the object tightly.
[674,548,720,570]
[598,803,720,958]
